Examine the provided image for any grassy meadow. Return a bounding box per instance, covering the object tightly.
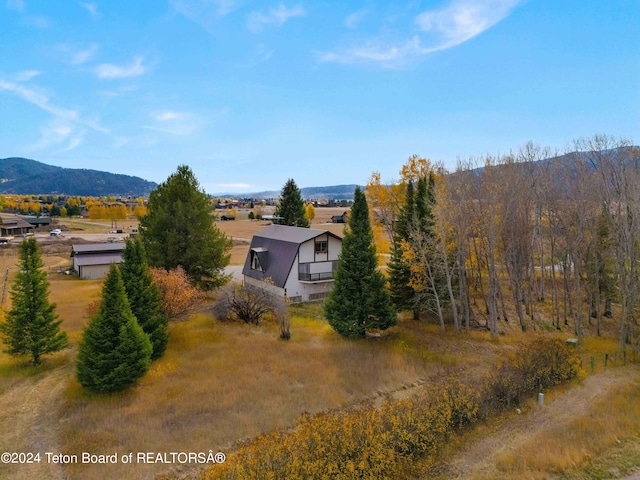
[0,216,639,479]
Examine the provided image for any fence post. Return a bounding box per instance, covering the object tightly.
[605,353,609,367]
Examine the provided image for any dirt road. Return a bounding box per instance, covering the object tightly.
[428,367,640,480]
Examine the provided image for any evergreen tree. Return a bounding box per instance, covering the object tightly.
[409,173,449,318]
[120,237,168,360]
[0,238,67,365]
[139,165,232,290]
[274,179,309,227]
[389,173,446,320]
[388,180,419,318]
[324,187,396,337]
[77,265,152,392]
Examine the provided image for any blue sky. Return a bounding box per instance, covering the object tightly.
[1,0,638,194]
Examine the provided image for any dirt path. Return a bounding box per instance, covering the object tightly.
[428,367,640,480]
[0,362,71,480]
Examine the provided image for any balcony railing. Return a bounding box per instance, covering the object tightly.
[299,272,334,282]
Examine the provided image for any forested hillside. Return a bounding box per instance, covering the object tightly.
[0,157,157,196]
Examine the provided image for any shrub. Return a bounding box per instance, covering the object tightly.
[212,283,289,338]
[149,266,204,318]
[203,337,581,479]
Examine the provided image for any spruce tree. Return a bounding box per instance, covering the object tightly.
[139,165,232,290]
[388,180,419,318]
[120,237,168,360]
[77,265,152,392]
[324,187,396,337]
[415,173,448,313]
[0,238,67,365]
[274,178,309,227]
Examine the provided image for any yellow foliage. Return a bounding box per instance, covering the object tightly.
[149,266,204,318]
[304,203,315,222]
[399,154,433,183]
[202,338,581,480]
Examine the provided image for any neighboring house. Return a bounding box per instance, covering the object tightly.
[71,243,126,280]
[0,215,35,239]
[331,211,348,223]
[19,215,52,228]
[242,225,342,303]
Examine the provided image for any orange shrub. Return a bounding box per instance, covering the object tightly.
[149,266,204,318]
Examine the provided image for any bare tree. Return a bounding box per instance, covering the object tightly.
[213,283,290,338]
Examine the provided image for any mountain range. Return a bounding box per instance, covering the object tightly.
[238,184,362,201]
[0,157,157,197]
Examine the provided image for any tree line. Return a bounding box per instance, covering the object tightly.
[368,135,640,352]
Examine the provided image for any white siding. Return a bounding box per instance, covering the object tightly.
[298,240,314,263]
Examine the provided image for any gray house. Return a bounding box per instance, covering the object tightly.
[242,225,342,302]
[71,243,126,279]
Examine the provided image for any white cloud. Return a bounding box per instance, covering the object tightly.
[24,15,50,28]
[0,76,110,151]
[0,78,78,121]
[145,110,196,135]
[319,0,524,68]
[416,0,521,50]
[72,44,99,64]
[169,0,238,31]
[153,111,181,121]
[95,56,147,79]
[345,9,366,29]
[248,4,305,33]
[317,36,428,68]
[14,70,41,81]
[27,119,73,152]
[142,125,194,136]
[79,1,99,18]
[6,0,24,12]
[60,131,86,152]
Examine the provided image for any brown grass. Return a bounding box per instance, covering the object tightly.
[489,369,640,479]
[56,307,495,480]
[1,235,638,480]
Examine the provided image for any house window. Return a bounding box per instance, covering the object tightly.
[315,241,328,254]
[251,251,263,271]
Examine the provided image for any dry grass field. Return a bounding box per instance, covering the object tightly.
[1,217,639,480]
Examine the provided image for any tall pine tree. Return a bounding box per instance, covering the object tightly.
[274,179,309,227]
[77,265,152,392]
[0,238,67,365]
[324,187,396,337]
[120,237,169,360]
[389,172,448,321]
[139,165,232,290]
[388,180,419,318]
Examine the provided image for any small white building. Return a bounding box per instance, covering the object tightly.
[71,243,126,279]
[242,225,342,302]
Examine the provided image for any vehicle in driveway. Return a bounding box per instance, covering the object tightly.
[50,229,62,236]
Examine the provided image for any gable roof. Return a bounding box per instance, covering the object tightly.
[242,225,341,288]
[0,215,34,230]
[71,243,126,256]
[73,252,124,267]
